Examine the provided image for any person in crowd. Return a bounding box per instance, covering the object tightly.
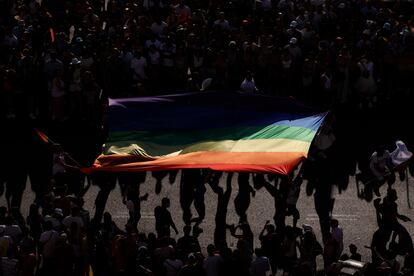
[369,146,395,196]
[180,169,206,235]
[349,243,362,261]
[249,248,272,276]
[155,197,179,238]
[209,172,232,248]
[240,71,258,93]
[177,225,201,260]
[1,0,414,275]
[330,218,344,261]
[234,173,255,223]
[164,249,183,276]
[390,140,413,181]
[39,221,59,275]
[203,244,223,276]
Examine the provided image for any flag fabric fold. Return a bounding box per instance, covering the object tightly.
[86,91,327,175]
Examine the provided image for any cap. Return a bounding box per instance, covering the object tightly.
[289,37,298,44]
[383,22,391,30]
[290,20,298,28]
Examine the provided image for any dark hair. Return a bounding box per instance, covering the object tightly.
[207,244,215,255]
[162,197,170,205]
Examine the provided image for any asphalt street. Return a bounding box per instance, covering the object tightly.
[4,171,414,269]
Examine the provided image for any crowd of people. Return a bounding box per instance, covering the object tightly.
[1,0,414,275]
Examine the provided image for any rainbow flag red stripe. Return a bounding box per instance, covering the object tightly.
[86,91,327,175]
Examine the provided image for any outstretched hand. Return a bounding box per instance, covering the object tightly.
[400,215,411,222]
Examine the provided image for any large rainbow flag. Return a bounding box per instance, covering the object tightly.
[86,91,327,175]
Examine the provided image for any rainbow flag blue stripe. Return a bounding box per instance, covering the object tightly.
[86,91,327,175]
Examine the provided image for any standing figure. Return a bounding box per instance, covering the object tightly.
[119,172,148,230]
[234,173,255,223]
[369,145,395,196]
[154,197,178,238]
[209,172,232,247]
[180,169,206,234]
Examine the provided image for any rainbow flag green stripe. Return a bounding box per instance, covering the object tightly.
[87,91,327,175]
[106,124,316,148]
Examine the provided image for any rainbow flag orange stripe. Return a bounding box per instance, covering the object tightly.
[35,128,51,144]
[86,91,327,174]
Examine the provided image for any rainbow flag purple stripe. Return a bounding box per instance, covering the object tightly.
[85,91,327,175]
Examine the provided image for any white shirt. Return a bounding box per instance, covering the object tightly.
[163,258,183,276]
[203,255,223,276]
[0,225,21,244]
[39,230,59,258]
[240,78,257,93]
[260,0,272,10]
[145,39,162,50]
[249,256,272,276]
[148,50,161,65]
[44,215,62,231]
[151,22,168,37]
[63,215,84,237]
[332,227,344,257]
[130,56,147,80]
[370,150,391,179]
[214,19,230,31]
[391,141,412,166]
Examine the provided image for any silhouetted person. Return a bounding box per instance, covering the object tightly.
[177,253,202,276]
[286,175,303,228]
[374,188,411,229]
[91,172,117,225]
[177,225,201,259]
[119,172,148,230]
[232,239,253,276]
[349,244,361,261]
[369,145,395,196]
[209,172,232,247]
[203,244,223,276]
[230,223,254,254]
[259,221,280,273]
[155,197,178,238]
[180,169,206,234]
[234,173,255,223]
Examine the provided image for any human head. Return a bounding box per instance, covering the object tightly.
[53,208,63,218]
[289,37,298,45]
[103,212,112,224]
[207,244,215,255]
[162,197,170,208]
[387,188,398,202]
[265,223,275,233]
[187,253,197,265]
[349,243,357,254]
[255,248,264,257]
[331,218,339,228]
